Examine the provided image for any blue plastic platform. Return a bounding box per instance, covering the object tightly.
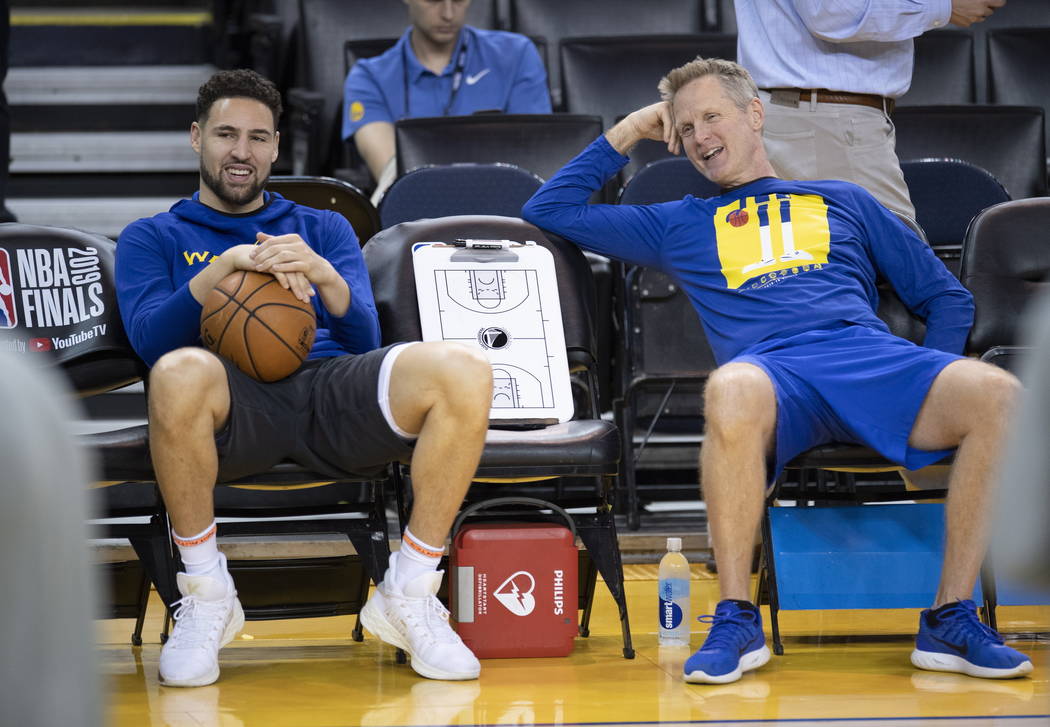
[768,503,980,610]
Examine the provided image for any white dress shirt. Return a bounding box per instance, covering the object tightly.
[735,0,952,98]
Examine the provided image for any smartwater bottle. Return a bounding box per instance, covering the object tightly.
[658,536,691,646]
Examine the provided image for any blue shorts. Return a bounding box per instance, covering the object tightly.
[733,326,960,483]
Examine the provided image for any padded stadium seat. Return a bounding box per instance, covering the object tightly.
[363,215,633,658]
[969,0,1050,102]
[892,105,1047,200]
[378,163,543,228]
[267,175,380,244]
[900,159,1010,275]
[509,0,705,108]
[987,28,1050,165]
[898,29,975,106]
[561,34,736,129]
[962,198,1050,358]
[618,156,720,205]
[394,113,603,181]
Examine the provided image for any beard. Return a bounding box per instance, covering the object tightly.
[200,161,269,209]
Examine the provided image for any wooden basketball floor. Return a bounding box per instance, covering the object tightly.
[100,565,1049,727]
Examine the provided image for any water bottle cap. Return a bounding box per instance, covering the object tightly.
[666,537,682,552]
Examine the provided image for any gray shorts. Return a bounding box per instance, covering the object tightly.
[213,344,415,482]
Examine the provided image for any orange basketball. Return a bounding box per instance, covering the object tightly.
[200,270,316,382]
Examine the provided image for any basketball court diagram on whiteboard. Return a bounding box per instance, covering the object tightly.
[412,241,574,424]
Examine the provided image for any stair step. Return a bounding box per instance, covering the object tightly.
[12,10,213,66]
[8,65,216,105]
[7,197,180,240]
[12,131,197,173]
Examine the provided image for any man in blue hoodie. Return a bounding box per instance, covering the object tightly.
[522,57,1032,684]
[117,69,490,687]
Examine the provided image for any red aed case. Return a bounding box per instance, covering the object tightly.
[450,522,578,658]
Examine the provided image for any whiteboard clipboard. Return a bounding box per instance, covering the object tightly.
[412,240,574,425]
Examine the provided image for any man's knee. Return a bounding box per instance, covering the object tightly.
[429,343,493,408]
[704,363,776,438]
[400,342,492,411]
[149,348,227,414]
[971,363,1020,425]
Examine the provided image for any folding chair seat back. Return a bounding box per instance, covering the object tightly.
[267,175,379,244]
[898,29,975,107]
[394,113,603,181]
[378,163,543,228]
[892,105,1047,200]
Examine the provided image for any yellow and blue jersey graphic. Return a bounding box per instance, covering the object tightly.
[714,193,831,290]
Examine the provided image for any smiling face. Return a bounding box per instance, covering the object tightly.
[190,96,279,214]
[672,75,769,188]
[405,0,471,50]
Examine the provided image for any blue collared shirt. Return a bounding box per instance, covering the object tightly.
[342,25,551,140]
[735,0,952,98]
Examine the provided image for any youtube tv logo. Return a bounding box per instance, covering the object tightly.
[29,337,52,352]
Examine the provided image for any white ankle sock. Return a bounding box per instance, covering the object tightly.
[172,521,222,577]
[393,528,444,590]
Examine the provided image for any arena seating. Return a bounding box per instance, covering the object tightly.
[900,159,1010,275]
[378,163,543,228]
[509,0,707,108]
[987,28,1050,167]
[897,29,975,107]
[394,113,603,182]
[560,34,736,129]
[363,214,633,658]
[892,105,1047,201]
[285,0,498,183]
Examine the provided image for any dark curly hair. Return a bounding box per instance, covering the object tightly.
[196,69,283,127]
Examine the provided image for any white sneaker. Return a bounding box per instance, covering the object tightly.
[159,563,245,688]
[360,560,480,681]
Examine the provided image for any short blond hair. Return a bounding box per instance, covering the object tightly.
[657,57,759,111]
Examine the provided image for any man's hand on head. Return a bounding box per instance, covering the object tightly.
[605,101,680,156]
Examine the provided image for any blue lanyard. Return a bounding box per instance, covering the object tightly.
[401,39,469,119]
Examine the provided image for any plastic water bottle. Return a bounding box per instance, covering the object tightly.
[658,536,691,646]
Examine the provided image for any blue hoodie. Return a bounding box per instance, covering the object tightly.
[116,192,380,366]
[522,136,973,364]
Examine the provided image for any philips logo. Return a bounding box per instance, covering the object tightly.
[553,569,564,615]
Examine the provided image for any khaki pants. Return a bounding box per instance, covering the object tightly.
[759,90,917,231]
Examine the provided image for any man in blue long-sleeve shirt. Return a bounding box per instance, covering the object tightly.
[522,57,1031,683]
[117,70,490,688]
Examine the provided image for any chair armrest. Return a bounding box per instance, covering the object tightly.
[979,345,1032,374]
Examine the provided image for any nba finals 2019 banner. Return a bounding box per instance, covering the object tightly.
[0,238,125,364]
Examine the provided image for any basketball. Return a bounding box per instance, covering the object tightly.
[200,270,316,382]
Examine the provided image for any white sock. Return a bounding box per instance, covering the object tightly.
[393,527,444,590]
[172,521,222,577]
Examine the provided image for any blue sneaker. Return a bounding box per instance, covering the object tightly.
[911,600,1033,679]
[684,599,771,684]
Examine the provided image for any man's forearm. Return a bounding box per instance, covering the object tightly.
[604,117,647,156]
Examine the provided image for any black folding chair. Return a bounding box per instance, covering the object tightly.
[363,214,633,658]
[267,175,380,244]
[900,158,1010,275]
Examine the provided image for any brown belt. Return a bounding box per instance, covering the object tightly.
[764,88,895,114]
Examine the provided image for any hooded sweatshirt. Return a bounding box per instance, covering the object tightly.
[116,191,380,366]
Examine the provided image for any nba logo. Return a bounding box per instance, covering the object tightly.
[0,248,16,329]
